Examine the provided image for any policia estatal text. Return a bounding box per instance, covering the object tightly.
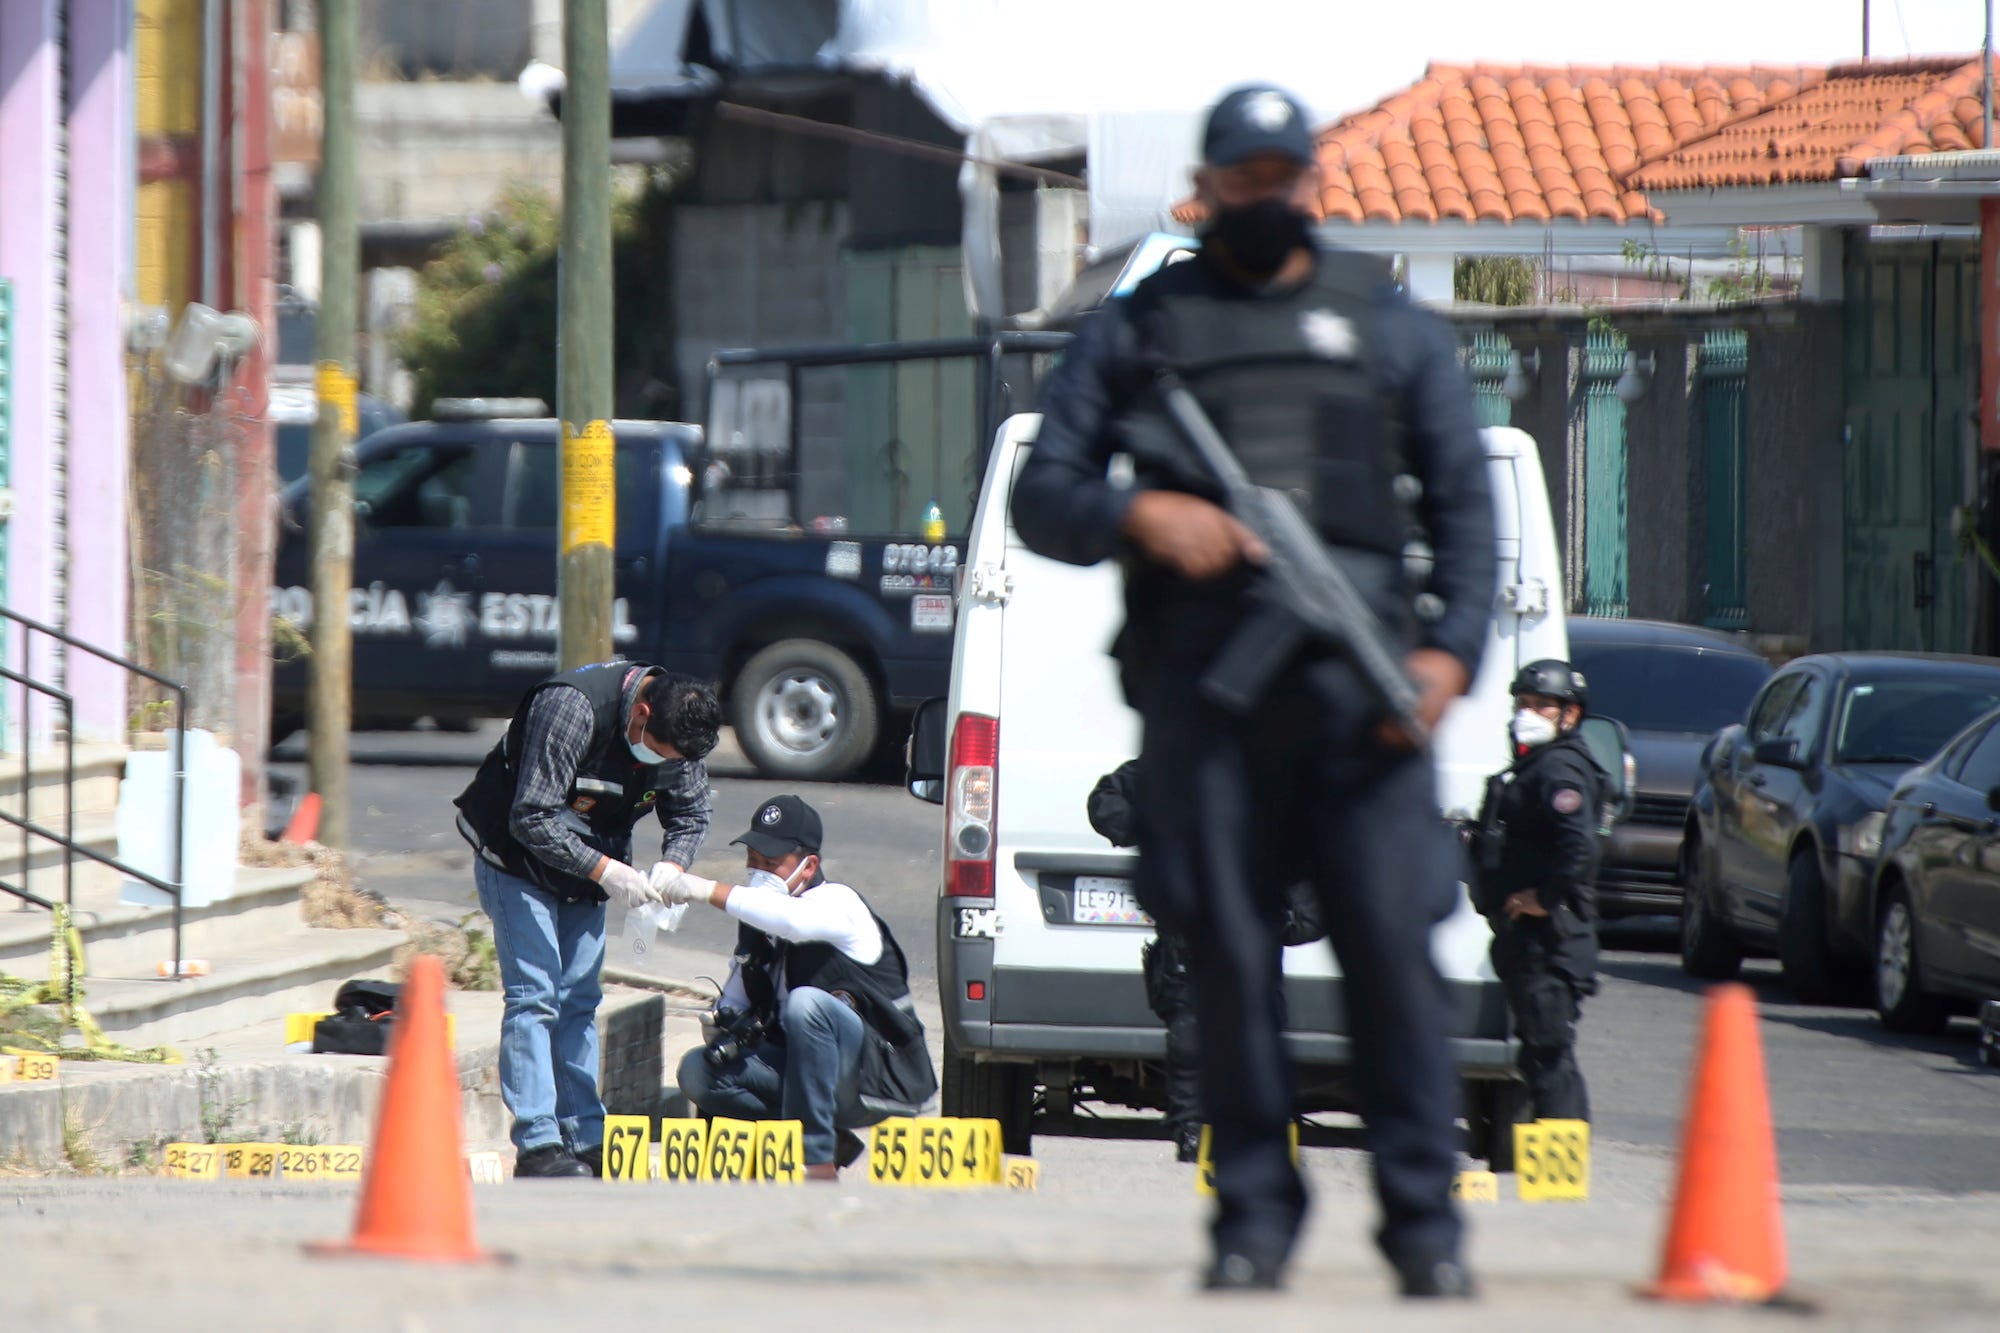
[1011,84,1496,1297]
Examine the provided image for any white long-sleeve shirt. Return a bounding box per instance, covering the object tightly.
[716,877,883,1015]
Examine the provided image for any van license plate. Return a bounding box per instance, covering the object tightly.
[1072,876,1150,926]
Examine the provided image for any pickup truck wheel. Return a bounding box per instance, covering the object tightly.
[1678,831,1743,980]
[1779,851,1866,1005]
[730,640,879,781]
[1875,884,1951,1035]
[942,1034,1034,1156]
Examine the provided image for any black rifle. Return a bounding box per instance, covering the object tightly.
[1155,376,1428,746]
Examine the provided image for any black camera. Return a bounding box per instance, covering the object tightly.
[703,1008,769,1067]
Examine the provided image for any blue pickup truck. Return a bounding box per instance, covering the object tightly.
[270,335,1062,779]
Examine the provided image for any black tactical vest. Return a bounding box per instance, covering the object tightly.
[1131,249,1415,558]
[735,904,938,1116]
[453,660,668,901]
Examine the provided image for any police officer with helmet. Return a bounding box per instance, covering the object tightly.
[1012,84,1496,1297]
[1472,659,1606,1123]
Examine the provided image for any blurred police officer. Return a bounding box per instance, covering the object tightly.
[1012,85,1496,1296]
[1472,660,1605,1122]
[1088,759,1325,1164]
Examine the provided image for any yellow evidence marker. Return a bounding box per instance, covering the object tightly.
[1003,1157,1041,1191]
[4,1049,59,1082]
[1195,1122,1300,1196]
[602,1114,652,1182]
[1514,1119,1589,1201]
[751,1120,805,1184]
[164,1143,222,1180]
[318,1146,366,1182]
[1452,1170,1500,1202]
[657,1118,708,1183]
[702,1117,759,1182]
[223,1144,282,1180]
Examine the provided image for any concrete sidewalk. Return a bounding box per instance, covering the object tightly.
[1,1146,1994,1330]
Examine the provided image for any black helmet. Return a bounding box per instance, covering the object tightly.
[1511,659,1588,709]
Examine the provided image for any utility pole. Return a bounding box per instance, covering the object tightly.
[1861,1,1870,59]
[558,0,616,671]
[308,0,357,848]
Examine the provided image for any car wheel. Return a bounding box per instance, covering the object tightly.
[1679,831,1743,980]
[1779,851,1866,1005]
[1875,882,1951,1035]
[942,1032,1034,1156]
[729,639,880,781]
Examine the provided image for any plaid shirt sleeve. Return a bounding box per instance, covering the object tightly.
[506,687,604,883]
[653,758,712,870]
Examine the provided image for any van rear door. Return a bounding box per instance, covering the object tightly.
[983,449,1154,1049]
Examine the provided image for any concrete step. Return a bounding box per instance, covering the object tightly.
[0,863,316,980]
[0,743,127,819]
[0,810,123,903]
[78,925,405,1050]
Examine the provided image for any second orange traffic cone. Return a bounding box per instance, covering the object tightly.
[308,954,491,1263]
[1645,982,1785,1303]
[281,792,322,844]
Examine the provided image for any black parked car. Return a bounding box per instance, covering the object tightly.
[1567,617,1772,917]
[1869,706,2000,1032]
[1681,654,2000,1002]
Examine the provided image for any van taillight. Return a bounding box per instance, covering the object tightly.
[946,713,997,898]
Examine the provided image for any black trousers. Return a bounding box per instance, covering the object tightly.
[1130,660,1464,1271]
[1489,911,1596,1122]
[1141,933,1202,1135]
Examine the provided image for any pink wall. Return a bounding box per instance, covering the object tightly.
[0,0,62,748]
[64,0,134,742]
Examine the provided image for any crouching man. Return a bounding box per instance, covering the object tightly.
[664,796,937,1179]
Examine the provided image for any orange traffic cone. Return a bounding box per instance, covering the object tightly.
[1644,982,1785,1303]
[308,954,492,1262]
[282,792,322,844]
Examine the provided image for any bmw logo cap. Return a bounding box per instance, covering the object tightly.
[731,794,824,857]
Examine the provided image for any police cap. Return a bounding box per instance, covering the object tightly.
[1202,85,1316,168]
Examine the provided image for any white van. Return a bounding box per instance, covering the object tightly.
[906,417,1571,1166]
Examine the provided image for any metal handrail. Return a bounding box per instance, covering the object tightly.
[1,606,188,983]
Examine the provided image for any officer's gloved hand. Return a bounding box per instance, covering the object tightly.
[647,861,682,898]
[598,859,661,911]
[661,870,718,906]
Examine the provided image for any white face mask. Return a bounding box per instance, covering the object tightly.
[746,868,791,895]
[629,736,662,765]
[1511,708,1559,749]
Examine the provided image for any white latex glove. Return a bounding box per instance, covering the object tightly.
[662,870,718,906]
[598,859,660,911]
[647,861,683,897]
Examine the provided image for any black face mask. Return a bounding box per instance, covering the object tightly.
[1202,198,1312,281]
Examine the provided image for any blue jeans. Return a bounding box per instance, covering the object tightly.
[676,987,884,1165]
[475,859,607,1156]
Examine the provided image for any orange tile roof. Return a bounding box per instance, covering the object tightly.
[1627,56,1995,189]
[1172,57,2000,227]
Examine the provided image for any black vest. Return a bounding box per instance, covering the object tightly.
[1125,249,1416,558]
[454,660,668,901]
[736,900,938,1117]
[1111,249,1423,677]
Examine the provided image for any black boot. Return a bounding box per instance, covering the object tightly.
[514,1143,591,1179]
[1174,1124,1202,1164]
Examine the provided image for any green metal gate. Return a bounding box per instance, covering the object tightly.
[1578,330,1629,617]
[1841,240,1977,652]
[1698,330,1749,629]
[1461,328,1513,428]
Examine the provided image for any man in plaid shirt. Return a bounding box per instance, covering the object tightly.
[455,660,720,1177]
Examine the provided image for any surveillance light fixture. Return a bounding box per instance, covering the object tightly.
[162,302,260,385]
[1502,348,1541,402]
[1613,350,1656,405]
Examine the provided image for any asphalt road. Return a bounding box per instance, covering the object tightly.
[272,723,2000,1195]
